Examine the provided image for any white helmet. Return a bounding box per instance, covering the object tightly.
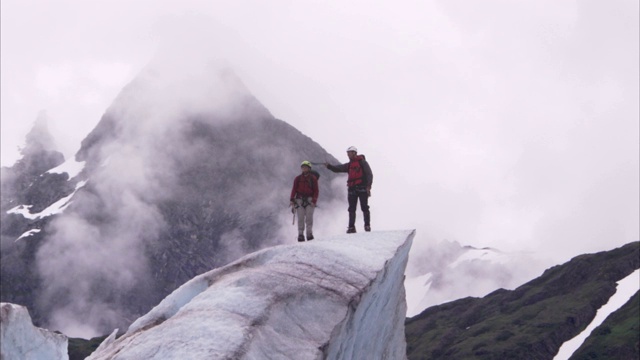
[346,146,357,152]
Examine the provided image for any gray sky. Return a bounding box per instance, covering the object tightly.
[2,0,638,264]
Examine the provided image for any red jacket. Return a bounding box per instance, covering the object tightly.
[290,173,319,204]
[327,154,373,189]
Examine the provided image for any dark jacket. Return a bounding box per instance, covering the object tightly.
[290,173,319,204]
[327,154,373,189]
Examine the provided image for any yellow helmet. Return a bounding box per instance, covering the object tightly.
[300,160,312,168]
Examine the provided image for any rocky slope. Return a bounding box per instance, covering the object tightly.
[405,241,639,360]
[1,117,74,323]
[569,290,639,359]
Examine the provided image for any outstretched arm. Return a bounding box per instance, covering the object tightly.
[325,162,349,173]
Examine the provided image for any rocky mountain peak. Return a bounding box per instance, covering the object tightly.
[9,112,64,178]
[22,112,58,155]
[1,113,67,212]
[1,57,343,337]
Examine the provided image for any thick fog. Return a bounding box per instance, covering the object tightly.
[31,51,341,337]
[2,0,638,331]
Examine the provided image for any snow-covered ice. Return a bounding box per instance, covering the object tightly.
[0,303,69,360]
[87,230,415,360]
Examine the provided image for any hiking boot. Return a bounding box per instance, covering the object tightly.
[297,235,305,242]
[364,225,371,232]
[346,227,356,234]
[306,234,314,241]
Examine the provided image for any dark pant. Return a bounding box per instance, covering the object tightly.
[348,187,370,228]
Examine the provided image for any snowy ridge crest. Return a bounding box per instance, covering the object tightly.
[87,230,414,359]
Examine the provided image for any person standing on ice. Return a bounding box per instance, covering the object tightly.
[290,161,319,242]
[325,146,373,234]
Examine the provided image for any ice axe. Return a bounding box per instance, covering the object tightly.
[292,207,296,225]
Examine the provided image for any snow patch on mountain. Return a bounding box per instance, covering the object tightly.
[46,158,85,179]
[6,180,87,220]
[15,229,41,242]
[450,246,511,267]
[404,273,433,314]
[405,245,553,317]
[87,230,414,360]
[0,303,69,360]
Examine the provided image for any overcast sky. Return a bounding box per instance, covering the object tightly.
[2,0,638,264]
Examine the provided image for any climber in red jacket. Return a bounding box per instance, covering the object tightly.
[290,161,319,242]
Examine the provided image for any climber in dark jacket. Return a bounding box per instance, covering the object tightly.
[325,146,373,234]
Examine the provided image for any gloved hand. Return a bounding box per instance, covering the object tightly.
[367,188,371,197]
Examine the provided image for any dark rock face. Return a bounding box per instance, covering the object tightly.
[1,141,68,213]
[1,115,69,213]
[1,118,73,322]
[0,64,343,335]
[405,241,640,360]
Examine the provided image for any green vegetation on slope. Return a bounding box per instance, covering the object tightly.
[68,334,111,360]
[570,291,640,360]
[405,241,639,360]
